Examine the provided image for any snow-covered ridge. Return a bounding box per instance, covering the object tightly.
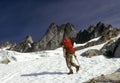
[0,36,120,83]
[74,37,101,47]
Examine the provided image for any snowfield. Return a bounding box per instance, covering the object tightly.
[0,41,120,83]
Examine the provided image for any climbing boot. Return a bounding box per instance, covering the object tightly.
[67,70,73,75]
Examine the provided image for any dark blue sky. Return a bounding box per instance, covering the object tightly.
[0,0,120,43]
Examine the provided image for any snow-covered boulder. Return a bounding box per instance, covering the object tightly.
[0,50,17,64]
[0,55,10,64]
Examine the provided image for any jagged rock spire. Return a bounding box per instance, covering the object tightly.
[37,23,77,50]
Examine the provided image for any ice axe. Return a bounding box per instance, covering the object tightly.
[74,55,80,66]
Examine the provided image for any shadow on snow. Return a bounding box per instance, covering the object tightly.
[21,71,66,76]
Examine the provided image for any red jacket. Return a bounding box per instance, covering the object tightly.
[62,38,75,54]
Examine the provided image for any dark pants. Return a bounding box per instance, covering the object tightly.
[66,52,78,72]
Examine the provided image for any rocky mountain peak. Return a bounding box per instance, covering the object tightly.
[2,22,77,52]
[48,23,58,31]
[23,35,33,44]
[1,22,120,52]
[36,23,77,51]
[0,41,16,49]
[76,22,120,43]
[65,22,74,27]
[10,35,34,52]
[63,23,77,38]
[92,22,113,38]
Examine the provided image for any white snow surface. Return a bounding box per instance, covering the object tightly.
[74,37,101,47]
[0,42,120,83]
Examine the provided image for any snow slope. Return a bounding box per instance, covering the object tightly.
[0,40,120,83]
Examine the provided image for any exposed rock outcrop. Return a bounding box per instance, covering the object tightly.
[36,23,77,51]
[114,38,120,58]
[81,49,101,58]
[84,72,120,83]
[100,37,120,58]
[76,22,120,44]
[11,35,33,52]
[75,26,120,51]
[0,41,16,49]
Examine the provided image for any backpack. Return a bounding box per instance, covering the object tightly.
[62,38,75,54]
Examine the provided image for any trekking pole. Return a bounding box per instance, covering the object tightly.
[74,55,80,66]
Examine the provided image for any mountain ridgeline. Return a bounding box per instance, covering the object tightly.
[76,22,119,43]
[0,22,120,53]
[1,22,120,82]
[3,23,77,52]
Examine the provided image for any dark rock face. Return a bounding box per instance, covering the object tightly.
[76,22,118,43]
[100,40,116,58]
[91,22,112,38]
[11,35,33,52]
[100,37,120,58]
[113,38,120,58]
[37,23,59,50]
[114,44,120,58]
[29,42,39,52]
[75,23,120,51]
[37,23,77,50]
